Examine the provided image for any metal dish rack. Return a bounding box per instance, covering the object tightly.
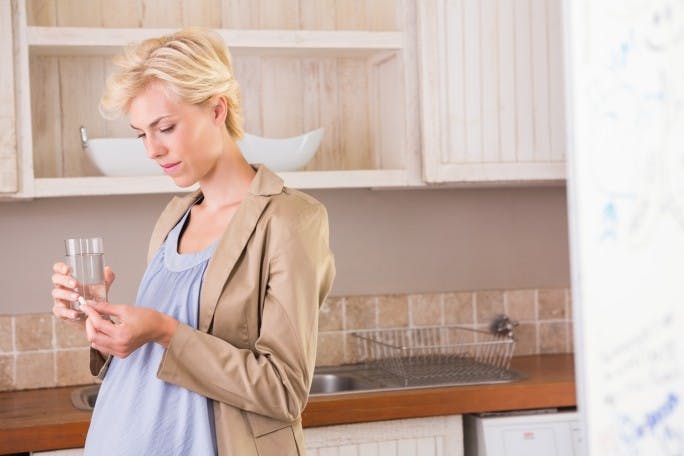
[352,325,518,386]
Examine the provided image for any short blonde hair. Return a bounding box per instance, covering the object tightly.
[100,27,243,138]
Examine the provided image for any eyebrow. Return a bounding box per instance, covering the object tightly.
[129,115,171,130]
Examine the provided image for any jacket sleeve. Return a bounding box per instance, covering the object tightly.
[156,202,335,421]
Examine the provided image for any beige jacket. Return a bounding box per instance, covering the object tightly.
[90,165,336,455]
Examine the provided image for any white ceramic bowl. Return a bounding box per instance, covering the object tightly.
[84,128,324,176]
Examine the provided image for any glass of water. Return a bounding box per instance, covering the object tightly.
[64,237,107,318]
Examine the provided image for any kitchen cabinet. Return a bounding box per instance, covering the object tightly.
[305,415,463,455]
[0,1,20,195]
[7,0,422,198]
[417,0,566,183]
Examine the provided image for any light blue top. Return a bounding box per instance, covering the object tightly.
[85,201,218,456]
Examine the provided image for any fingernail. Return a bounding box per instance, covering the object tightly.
[70,293,79,300]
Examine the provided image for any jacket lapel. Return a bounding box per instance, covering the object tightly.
[198,165,284,333]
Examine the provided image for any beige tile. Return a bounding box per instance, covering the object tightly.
[410,293,443,327]
[55,319,89,349]
[57,349,95,386]
[513,323,538,356]
[443,292,474,325]
[16,351,55,390]
[377,294,409,328]
[475,290,504,326]
[319,296,344,331]
[447,326,476,347]
[345,332,366,365]
[567,321,575,353]
[506,289,536,322]
[0,316,12,353]
[539,322,569,354]
[15,313,53,351]
[0,355,14,391]
[538,289,567,320]
[315,332,346,367]
[344,296,377,330]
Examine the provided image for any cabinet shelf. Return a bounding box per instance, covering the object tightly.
[32,169,411,197]
[27,26,403,57]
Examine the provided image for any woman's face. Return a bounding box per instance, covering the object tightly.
[128,81,225,188]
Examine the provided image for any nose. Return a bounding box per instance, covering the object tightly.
[144,134,166,159]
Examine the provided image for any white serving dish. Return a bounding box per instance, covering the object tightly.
[84,128,324,176]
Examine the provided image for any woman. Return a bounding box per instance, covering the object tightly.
[51,28,335,455]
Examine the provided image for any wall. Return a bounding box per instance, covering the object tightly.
[0,186,569,314]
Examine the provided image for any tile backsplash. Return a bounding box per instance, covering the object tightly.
[0,287,571,391]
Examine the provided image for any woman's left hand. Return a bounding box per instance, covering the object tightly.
[80,301,179,358]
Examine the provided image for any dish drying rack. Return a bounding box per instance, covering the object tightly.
[352,318,519,387]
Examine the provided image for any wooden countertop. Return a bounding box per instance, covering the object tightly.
[0,354,575,454]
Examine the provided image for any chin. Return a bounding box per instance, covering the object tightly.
[170,175,198,189]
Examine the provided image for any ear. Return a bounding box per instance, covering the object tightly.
[210,95,228,127]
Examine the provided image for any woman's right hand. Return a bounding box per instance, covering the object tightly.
[51,262,82,322]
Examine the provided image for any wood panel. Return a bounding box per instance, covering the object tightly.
[514,0,534,162]
[232,56,263,135]
[102,0,142,28]
[141,0,181,27]
[58,57,106,176]
[30,55,62,177]
[444,0,465,165]
[338,59,372,170]
[480,0,499,163]
[182,0,221,28]
[56,0,103,26]
[260,57,304,139]
[0,0,18,193]
[299,0,336,31]
[26,0,56,26]
[497,0,516,163]
[547,0,566,161]
[304,59,341,171]
[531,0,551,161]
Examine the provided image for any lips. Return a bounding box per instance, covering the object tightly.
[160,162,181,174]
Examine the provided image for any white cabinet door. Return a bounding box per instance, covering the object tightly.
[417,0,566,184]
[0,0,19,194]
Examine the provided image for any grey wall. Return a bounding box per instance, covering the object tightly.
[0,186,570,314]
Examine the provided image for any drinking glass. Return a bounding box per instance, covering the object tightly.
[64,237,107,317]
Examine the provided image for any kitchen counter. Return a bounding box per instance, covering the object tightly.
[0,354,575,454]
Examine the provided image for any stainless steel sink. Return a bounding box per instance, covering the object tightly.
[309,373,376,395]
[71,384,100,411]
[70,364,524,410]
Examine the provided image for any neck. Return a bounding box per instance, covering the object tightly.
[197,132,256,211]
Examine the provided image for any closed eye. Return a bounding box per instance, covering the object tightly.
[136,132,146,139]
[160,125,175,134]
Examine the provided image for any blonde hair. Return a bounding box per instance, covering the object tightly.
[100,27,243,138]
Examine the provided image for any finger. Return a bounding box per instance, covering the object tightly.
[51,287,79,303]
[53,262,71,275]
[81,302,114,336]
[104,267,116,287]
[86,300,122,318]
[51,272,78,290]
[52,302,80,320]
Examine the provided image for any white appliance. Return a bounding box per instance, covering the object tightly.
[464,409,584,456]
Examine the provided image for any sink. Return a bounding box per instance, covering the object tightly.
[70,363,524,410]
[71,384,100,411]
[309,373,375,395]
